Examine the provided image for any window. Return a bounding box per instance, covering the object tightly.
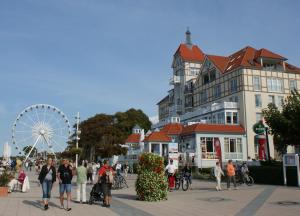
[253,76,261,91]
[203,73,209,85]
[255,94,262,107]
[225,111,238,124]
[233,112,238,124]
[217,112,225,124]
[224,138,243,160]
[289,80,297,91]
[268,95,275,104]
[200,137,216,159]
[256,113,262,122]
[151,143,160,154]
[267,78,283,92]
[277,96,284,107]
[200,90,207,104]
[226,112,232,124]
[214,84,221,98]
[230,78,238,93]
[189,67,199,76]
[209,69,216,82]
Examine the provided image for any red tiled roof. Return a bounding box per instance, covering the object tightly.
[254,48,287,60]
[143,131,172,142]
[181,124,245,135]
[206,46,300,74]
[207,55,230,72]
[285,62,300,74]
[160,123,183,135]
[125,133,140,143]
[174,44,205,62]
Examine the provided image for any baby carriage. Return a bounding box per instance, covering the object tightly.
[88,182,104,205]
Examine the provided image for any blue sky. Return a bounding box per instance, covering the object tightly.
[1,0,300,155]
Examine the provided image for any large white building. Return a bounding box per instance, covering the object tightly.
[154,30,300,161]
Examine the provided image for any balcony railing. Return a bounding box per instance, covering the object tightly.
[211,102,238,112]
[169,75,180,85]
[224,152,243,160]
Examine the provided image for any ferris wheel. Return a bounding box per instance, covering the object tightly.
[12,104,72,161]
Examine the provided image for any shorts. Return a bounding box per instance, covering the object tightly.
[59,183,71,194]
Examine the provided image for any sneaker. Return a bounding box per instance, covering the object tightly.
[44,204,48,210]
[60,205,64,209]
[66,208,72,211]
[105,204,111,208]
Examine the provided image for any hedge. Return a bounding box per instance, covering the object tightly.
[249,165,298,186]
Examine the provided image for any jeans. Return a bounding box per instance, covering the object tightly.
[59,183,72,194]
[76,182,86,202]
[184,174,192,185]
[42,180,53,201]
[227,175,237,188]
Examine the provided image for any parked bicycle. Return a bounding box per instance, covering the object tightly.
[112,174,128,189]
[236,171,254,186]
[175,173,190,191]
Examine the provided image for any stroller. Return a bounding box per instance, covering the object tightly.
[88,182,104,205]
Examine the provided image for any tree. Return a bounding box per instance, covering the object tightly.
[263,90,300,155]
[22,146,37,158]
[68,108,151,161]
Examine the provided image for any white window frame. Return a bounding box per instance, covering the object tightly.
[224,138,243,160]
[253,76,261,91]
[267,77,283,93]
[255,94,262,108]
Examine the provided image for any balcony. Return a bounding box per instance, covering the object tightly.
[169,75,180,85]
[211,102,238,112]
[184,87,193,95]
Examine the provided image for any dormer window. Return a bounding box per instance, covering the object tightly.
[202,69,216,85]
[263,63,277,70]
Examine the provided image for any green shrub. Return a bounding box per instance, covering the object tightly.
[0,171,12,187]
[135,153,168,201]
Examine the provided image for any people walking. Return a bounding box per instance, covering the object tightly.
[86,162,93,184]
[123,161,129,178]
[38,158,56,210]
[214,161,224,191]
[57,159,73,211]
[226,160,237,190]
[165,159,176,192]
[115,161,122,176]
[76,161,87,203]
[98,160,114,207]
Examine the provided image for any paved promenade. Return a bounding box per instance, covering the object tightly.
[0,171,299,216]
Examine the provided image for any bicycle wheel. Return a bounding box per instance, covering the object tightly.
[121,177,129,188]
[182,178,189,191]
[246,176,254,186]
[175,180,180,190]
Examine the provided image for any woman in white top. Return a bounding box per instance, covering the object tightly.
[214,161,224,191]
[165,159,176,192]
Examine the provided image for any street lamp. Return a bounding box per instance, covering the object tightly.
[75,112,81,168]
[265,127,271,162]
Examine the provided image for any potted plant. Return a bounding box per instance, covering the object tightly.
[0,171,11,197]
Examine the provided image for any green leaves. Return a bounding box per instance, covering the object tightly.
[263,90,300,155]
[135,153,168,201]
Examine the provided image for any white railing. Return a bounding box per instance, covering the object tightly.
[224,152,243,160]
[211,102,238,112]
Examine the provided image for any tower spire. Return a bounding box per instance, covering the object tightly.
[185,27,192,48]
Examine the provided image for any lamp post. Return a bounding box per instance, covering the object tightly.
[265,127,271,162]
[75,112,81,168]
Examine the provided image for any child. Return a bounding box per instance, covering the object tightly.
[214,161,224,191]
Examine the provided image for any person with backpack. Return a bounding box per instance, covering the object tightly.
[98,160,114,207]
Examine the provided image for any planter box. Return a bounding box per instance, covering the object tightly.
[0,187,8,197]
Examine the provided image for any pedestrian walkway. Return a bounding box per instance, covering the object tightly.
[0,171,299,216]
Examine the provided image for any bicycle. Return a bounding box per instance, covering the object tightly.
[236,172,254,186]
[175,173,190,191]
[112,174,129,189]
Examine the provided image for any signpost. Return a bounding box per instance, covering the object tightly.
[283,154,300,187]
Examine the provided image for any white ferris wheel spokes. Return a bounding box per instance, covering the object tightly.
[12,104,72,161]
